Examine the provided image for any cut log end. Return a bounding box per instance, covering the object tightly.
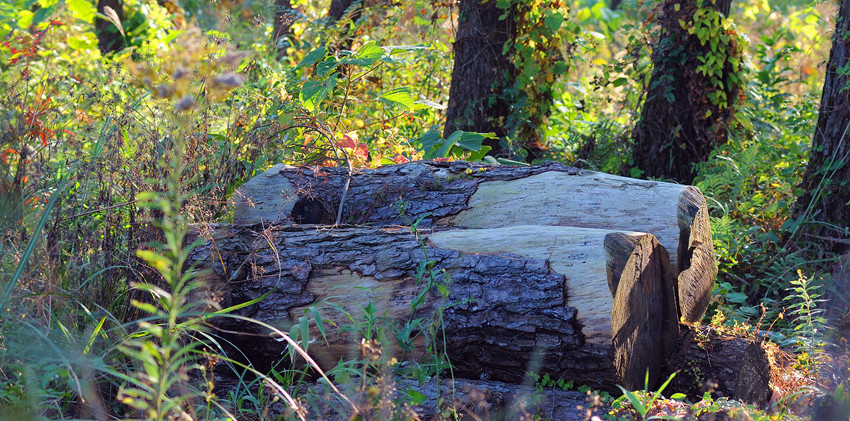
[606,232,678,390]
[677,187,718,323]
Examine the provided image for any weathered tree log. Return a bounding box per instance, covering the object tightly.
[232,161,716,322]
[291,377,608,420]
[188,224,677,390]
[661,324,779,408]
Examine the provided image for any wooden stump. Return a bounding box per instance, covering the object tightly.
[662,324,776,407]
[232,161,716,322]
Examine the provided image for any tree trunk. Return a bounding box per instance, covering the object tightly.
[630,0,740,184]
[443,0,515,156]
[188,224,678,390]
[95,0,124,54]
[273,0,295,57]
[328,0,358,21]
[794,0,850,253]
[232,161,716,322]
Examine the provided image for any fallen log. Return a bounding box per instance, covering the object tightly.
[294,377,608,421]
[188,224,677,390]
[232,161,716,322]
[661,324,782,408]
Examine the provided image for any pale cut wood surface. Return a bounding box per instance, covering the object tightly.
[231,161,716,322]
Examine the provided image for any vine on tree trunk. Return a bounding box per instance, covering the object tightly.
[630,0,747,183]
[497,0,579,162]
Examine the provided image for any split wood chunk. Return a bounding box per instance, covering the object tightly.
[662,324,779,408]
[188,224,677,390]
[232,161,716,322]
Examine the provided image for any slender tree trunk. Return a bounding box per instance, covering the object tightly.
[443,0,515,156]
[273,0,296,57]
[630,0,739,184]
[795,0,850,253]
[95,0,124,54]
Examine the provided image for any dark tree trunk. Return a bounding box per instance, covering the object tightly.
[328,0,358,21]
[325,0,364,76]
[443,0,515,156]
[273,0,296,56]
[630,0,739,184]
[94,0,124,54]
[795,0,850,253]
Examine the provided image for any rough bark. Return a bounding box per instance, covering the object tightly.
[188,224,677,390]
[794,0,850,253]
[443,0,515,156]
[292,378,609,420]
[661,324,777,408]
[95,0,124,54]
[630,0,739,184]
[232,161,716,322]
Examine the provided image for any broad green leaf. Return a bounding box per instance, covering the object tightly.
[433,132,461,158]
[381,44,427,55]
[544,12,564,33]
[346,42,383,66]
[68,33,97,50]
[612,77,628,87]
[300,76,337,111]
[16,10,33,29]
[380,87,414,112]
[456,131,494,151]
[315,57,338,77]
[296,46,327,71]
[414,99,446,110]
[465,145,492,162]
[406,389,427,405]
[68,0,95,21]
[726,292,748,303]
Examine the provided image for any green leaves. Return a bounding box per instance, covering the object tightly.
[67,0,95,22]
[544,11,565,33]
[380,87,414,112]
[296,46,327,71]
[299,76,338,112]
[294,43,427,114]
[416,127,495,160]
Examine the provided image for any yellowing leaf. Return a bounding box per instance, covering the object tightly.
[16,10,33,29]
[68,0,96,21]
